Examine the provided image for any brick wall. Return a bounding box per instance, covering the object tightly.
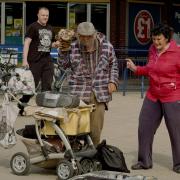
[110,0,126,48]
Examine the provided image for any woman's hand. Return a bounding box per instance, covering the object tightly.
[125,58,137,72]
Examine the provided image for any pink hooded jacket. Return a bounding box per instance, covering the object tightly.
[135,40,180,102]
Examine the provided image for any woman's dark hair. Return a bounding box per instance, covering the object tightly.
[151,24,172,42]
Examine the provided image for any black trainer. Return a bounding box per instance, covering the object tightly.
[173,166,180,173]
[131,163,152,170]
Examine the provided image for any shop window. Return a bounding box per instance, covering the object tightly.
[91,4,107,35]
[26,2,67,35]
[5,3,23,45]
[69,4,87,29]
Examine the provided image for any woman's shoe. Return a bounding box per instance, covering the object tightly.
[131,163,152,170]
[173,166,180,173]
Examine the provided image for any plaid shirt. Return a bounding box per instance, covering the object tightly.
[59,33,119,103]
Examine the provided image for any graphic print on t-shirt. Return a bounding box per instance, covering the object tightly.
[38,29,52,52]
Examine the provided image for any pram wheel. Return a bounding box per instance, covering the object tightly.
[93,159,102,171]
[56,159,74,180]
[80,158,98,174]
[10,152,30,175]
[73,161,82,176]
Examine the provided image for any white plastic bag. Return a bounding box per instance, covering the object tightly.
[8,68,35,95]
[0,93,19,149]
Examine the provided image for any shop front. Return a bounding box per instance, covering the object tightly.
[0,0,110,46]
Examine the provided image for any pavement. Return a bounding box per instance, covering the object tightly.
[0,92,179,180]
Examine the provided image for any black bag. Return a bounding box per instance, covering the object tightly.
[96,140,130,173]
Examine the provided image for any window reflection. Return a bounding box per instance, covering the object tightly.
[69,4,87,29]
[5,3,23,44]
[91,4,107,35]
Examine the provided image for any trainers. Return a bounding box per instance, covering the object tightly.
[173,166,180,173]
[131,163,152,170]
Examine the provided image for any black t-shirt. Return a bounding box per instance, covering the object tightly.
[25,21,55,63]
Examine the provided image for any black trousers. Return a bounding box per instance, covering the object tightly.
[137,97,180,168]
[29,56,54,91]
[19,56,54,105]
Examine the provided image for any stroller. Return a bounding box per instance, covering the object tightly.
[0,54,101,179]
[7,67,101,180]
[10,97,101,179]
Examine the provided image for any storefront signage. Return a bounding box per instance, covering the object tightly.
[134,10,154,45]
[128,3,160,49]
[7,16,13,25]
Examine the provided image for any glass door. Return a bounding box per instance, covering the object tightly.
[91,4,108,36]
[69,3,87,29]
[5,3,23,45]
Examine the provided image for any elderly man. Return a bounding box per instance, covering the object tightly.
[58,22,119,145]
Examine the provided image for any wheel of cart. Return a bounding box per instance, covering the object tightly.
[73,161,82,176]
[80,157,102,174]
[56,159,75,180]
[10,152,31,175]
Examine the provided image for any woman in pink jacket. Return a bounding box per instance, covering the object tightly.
[126,24,180,173]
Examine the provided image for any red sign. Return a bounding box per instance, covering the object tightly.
[134,10,154,45]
